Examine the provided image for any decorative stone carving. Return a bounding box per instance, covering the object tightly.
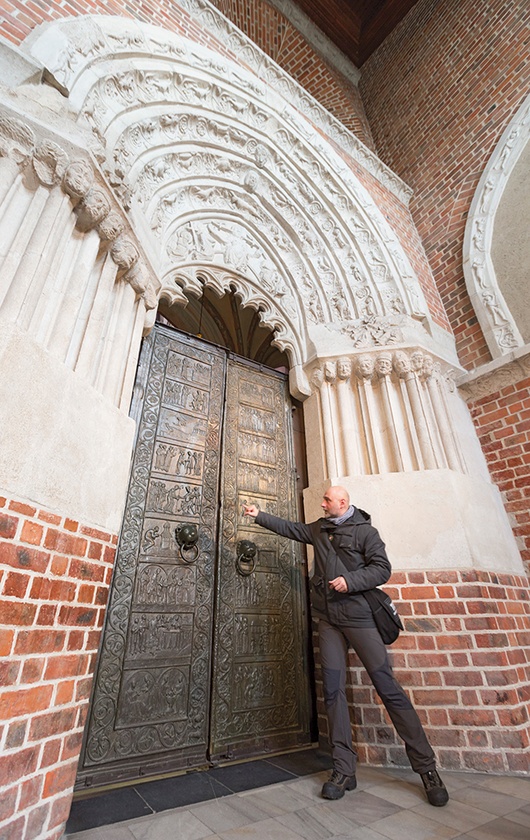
[0,115,35,162]
[63,158,94,198]
[337,357,352,381]
[75,188,111,231]
[458,348,530,402]
[31,140,69,186]
[463,92,530,357]
[355,353,375,381]
[23,17,433,363]
[0,101,161,410]
[307,349,466,478]
[375,351,393,378]
[98,211,125,241]
[110,237,139,272]
[342,316,404,348]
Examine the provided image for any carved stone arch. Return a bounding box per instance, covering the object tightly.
[162,263,305,366]
[23,16,443,375]
[463,92,530,358]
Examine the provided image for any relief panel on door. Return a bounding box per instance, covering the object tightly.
[76,328,226,787]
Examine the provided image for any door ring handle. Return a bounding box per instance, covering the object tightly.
[175,523,199,564]
[236,540,257,576]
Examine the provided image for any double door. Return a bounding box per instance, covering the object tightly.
[76,325,312,788]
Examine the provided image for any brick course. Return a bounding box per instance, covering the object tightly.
[0,495,116,840]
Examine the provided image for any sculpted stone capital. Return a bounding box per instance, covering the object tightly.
[32,140,69,186]
[354,353,375,381]
[0,115,35,163]
[142,284,158,311]
[393,350,412,379]
[75,188,112,232]
[111,237,140,272]
[337,357,352,381]
[63,159,94,199]
[98,211,125,241]
[419,354,434,382]
[375,352,393,378]
[125,262,148,294]
[310,367,324,390]
[323,360,336,383]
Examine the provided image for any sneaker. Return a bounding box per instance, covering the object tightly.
[421,769,449,806]
[321,769,357,800]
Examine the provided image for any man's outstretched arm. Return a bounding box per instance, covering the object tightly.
[243,504,313,544]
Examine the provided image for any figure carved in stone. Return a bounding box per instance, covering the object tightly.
[337,358,352,381]
[472,258,487,290]
[393,350,412,379]
[76,188,112,232]
[111,237,139,271]
[471,218,485,252]
[483,292,508,327]
[410,350,424,376]
[479,177,495,214]
[324,361,336,383]
[419,354,434,381]
[355,354,375,381]
[495,127,519,171]
[99,211,125,241]
[355,285,377,317]
[311,367,324,390]
[32,140,69,186]
[375,352,393,378]
[0,116,35,162]
[63,158,94,199]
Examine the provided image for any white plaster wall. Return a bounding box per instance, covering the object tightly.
[303,470,523,574]
[0,324,135,531]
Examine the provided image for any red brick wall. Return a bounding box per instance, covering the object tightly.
[0,496,117,840]
[360,0,530,370]
[315,569,530,774]
[468,377,530,579]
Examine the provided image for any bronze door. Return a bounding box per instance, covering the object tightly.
[76,325,311,789]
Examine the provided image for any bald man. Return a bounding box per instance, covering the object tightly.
[243,486,448,806]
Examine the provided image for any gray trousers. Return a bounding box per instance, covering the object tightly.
[319,619,436,777]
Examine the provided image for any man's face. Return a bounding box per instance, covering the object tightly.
[321,490,344,518]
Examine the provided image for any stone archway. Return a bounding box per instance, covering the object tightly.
[25,14,438,386]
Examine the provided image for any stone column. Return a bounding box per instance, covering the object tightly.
[393,349,437,470]
[375,350,403,472]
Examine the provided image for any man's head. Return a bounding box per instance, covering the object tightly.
[321,485,350,518]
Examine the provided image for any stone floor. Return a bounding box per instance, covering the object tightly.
[64,749,530,840]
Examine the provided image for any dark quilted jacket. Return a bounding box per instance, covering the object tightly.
[255,507,391,625]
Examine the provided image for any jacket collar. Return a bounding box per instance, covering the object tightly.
[319,507,370,530]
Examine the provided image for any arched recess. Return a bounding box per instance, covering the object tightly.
[24,14,443,401]
[463,92,530,358]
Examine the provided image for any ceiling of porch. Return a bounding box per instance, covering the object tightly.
[290,0,421,66]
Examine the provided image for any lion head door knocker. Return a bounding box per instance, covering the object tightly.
[236,539,257,576]
[174,523,199,564]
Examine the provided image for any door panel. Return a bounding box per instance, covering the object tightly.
[210,358,311,760]
[75,326,311,789]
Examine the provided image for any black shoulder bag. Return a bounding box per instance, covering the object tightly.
[329,536,404,645]
[362,588,404,645]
